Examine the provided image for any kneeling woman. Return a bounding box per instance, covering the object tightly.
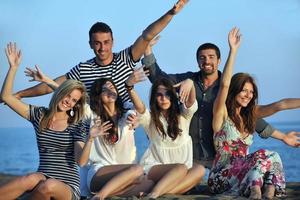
[126,71,205,199]
[0,43,88,200]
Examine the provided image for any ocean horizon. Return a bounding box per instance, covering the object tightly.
[0,121,299,181]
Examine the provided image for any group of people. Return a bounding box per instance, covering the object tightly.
[1,0,300,200]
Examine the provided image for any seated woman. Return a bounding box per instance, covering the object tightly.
[0,43,88,200]
[125,69,205,199]
[24,66,153,199]
[208,28,300,199]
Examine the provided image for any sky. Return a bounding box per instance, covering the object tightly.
[0,0,300,128]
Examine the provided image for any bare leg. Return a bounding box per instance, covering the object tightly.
[120,175,155,197]
[28,178,73,200]
[249,185,262,200]
[147,164,188,198]
[90,164,144,199]
[0,172,46,200]
[263,184,275,199]
[168,163,205,194]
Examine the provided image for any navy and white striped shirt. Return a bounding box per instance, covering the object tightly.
[29,105,88,199]
[66,47,137,104]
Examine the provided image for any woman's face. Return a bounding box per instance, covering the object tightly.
[101,81,118,103]
[235,82,254,107]
[58,89,82,112]
[156,85,171,111]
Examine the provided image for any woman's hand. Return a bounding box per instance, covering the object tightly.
[89,118,112,141]
[126,66,149,87]
[25,65,47,83]
[174,78,193,103]
[282,131,300,147]
[5,42,22,69]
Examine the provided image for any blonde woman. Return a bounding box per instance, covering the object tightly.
[0,43,88,200]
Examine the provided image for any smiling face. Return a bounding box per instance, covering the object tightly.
[57,89,82,112]
[89,32,113,65]
[235,82,254,107]
[155,85,172,111]
[197,48,221,76]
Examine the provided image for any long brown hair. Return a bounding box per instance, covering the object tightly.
[89,78,126,144]
[150,78,182,140]
[226,73,258,133]
[40,79,87,131]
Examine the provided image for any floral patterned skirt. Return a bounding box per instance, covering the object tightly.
[208,149,286,197]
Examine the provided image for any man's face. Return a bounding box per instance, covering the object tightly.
[89,32,113,65]
[197,49,221,76]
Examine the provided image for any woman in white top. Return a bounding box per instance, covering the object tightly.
[125,68,205,199]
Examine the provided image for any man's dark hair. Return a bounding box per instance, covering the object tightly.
[196,43,221,60]
[89,22,113,41]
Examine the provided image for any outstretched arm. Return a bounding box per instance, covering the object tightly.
[131,0,188,61]
[256,98,300,118]
[25,65,59,90]
[212,28,241,133]
[125,67,148,114]
[271,129,300,148]
[1,42,29,119]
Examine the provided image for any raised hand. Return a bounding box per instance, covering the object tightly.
[283,131,300,147]
[126,111,139,130]
[89,118,112,140]
[170,0,189,15]
[25,65,47,83]
[173,78,193,103]
[228,27,241,51]
[5,42,22,68]
[125,66,149,87]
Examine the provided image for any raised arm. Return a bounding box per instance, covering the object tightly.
[25,65,59,90]
[174,79,195,108]
[1,42,29,119]
[125,67,148,114]
[212,28,241,133]
[131,0,188,61]
[75,118,112,166]
[12,74,66,101]
[255,98,300,118]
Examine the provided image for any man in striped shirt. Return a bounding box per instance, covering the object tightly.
[11,0,188,106]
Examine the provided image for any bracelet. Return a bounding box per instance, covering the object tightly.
[125,82,134,91]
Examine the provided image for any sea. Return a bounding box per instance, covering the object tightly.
[0,122,299,182]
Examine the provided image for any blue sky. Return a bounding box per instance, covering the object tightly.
[0,0,300,128]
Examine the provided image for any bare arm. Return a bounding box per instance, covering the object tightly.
[75,119,112,167]
[1,42,29,120]
[125,67,147,114]
[212,28,241,133]
[25,65,60,90]
[14,74,66,100]
[131,0,188,61]
[256,98,300,118]
[271,129,300,148]
[174,79,195,108]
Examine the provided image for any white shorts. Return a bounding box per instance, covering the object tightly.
[86,163,105,191]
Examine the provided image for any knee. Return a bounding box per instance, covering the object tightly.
[193,164,205,181]
[128,164,144,177]
[35,179,57,196]
[174,164,188,174]
[19,173,46,190]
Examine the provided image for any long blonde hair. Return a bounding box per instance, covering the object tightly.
[40,79,87,131]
